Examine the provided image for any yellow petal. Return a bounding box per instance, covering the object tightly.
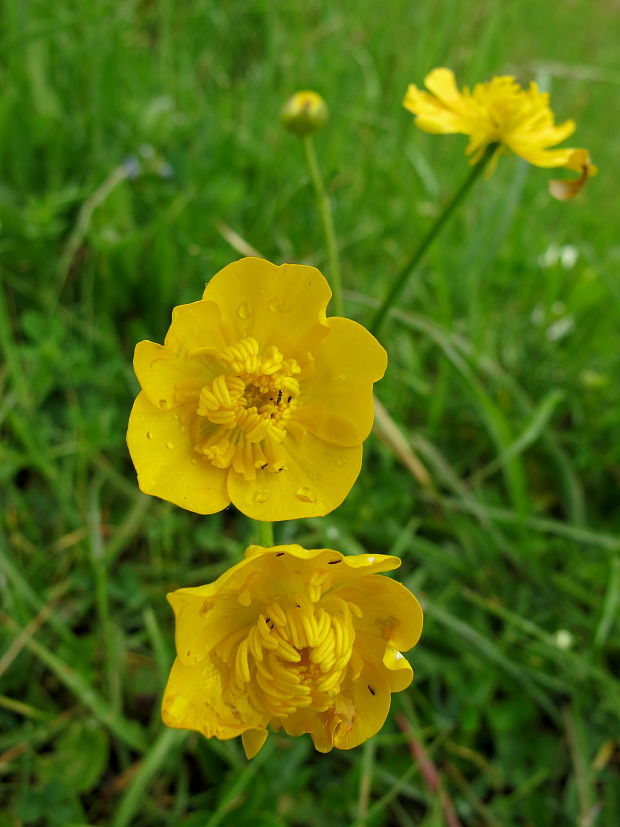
[202,257,332,353]
[162,657,262,739]
[133,340,220,411]
[424,67,462,107]
[127,392,229,514]
[331,660,391,750]
[355,633,414,692]
[163,300,233,355]
[335,575,423,652]
[242,728,269,759]
[243,544,400,577]
[227,432,362,521]
[296,317,387,447]
[403,68,471,135]
[382,645,414,691]
[167,590,257,667]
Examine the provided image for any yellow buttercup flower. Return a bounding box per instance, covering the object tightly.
[403,68,596,198]
[127,258,386,520]
[162,544,423,757]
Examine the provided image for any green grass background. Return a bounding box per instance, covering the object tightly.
[1,0,619,824]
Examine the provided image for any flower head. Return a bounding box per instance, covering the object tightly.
[281,91,328,136]
[403,68,596,198]
[127,258,386,520]
[162,544,423,757]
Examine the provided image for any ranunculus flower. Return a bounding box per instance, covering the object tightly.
[403,68,597,199]
[127,258,386,520]
[161,544,423,757]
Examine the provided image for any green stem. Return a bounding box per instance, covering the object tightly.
[370,143,498,336]
[258,520,274,547]
[302,134,344,316]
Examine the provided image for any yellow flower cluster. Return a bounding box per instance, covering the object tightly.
[128,71,595,758]
[162,545,423,757]
[404,68,596,198]
[127,256,421,755]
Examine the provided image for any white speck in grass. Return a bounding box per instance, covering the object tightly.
[554,629,573,650]
[547,317,574,341]
[560,244,578,270]
[538,243,559,268]
[326,526,339,540]
[530,306,545,326]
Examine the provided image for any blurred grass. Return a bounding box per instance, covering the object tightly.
[1,0,619,824]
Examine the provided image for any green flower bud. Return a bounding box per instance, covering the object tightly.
[280,91,328,136]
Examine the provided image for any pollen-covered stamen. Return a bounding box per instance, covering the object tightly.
[192,337,302,478]
[219,577,360,721]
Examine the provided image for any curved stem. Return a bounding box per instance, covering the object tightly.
[302,134,344,316]
[258,520,274,547]
[370,143,498,336]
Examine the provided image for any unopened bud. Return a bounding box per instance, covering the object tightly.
[280,91,328,136]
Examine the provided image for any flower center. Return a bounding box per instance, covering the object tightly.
[216,572,361,721]
[193,337,301,479]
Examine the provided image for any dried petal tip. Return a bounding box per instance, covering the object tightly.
[549,149,598,201]
[281,91,328,136]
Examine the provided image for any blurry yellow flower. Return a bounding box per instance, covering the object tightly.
[127,258,386,520]
[162,544,423,757]
[281,90,328,136]
[403,68,596,198]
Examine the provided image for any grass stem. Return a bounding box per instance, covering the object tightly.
[302,134,344,316]
[370,143,498,336]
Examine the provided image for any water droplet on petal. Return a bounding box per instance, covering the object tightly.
[173,412,179,420]
[166,441,174,450]
[180,425,187,433]
[268,297,282,312]
[159,399,169,410]
[237,302,252,320]
[336,458,346,467]
[296,486,316,504]
[146,431,153,440]
[254,489,268,503]
[191,457,198,465]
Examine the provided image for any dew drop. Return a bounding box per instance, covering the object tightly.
[336,458,346,467]
[146,431,153,440]
[237,302,252,320]
[191,457,198,465]
[173,412,179,420]
[159,399,168,410]
[296,486,316,504]
[268,297,282,313]
[166,441,174,450]
[254,489,268,503]
[180,425,187,433]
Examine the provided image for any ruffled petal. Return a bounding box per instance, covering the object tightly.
[355,633,414,692]
[335,575,423,652]
[162,657,262,739]
[127,392,229,514]
[227,431,362,521]
[331,660,391,750]
[296,317,387,447]
[403,68,471,135]
[202,258,332,353]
